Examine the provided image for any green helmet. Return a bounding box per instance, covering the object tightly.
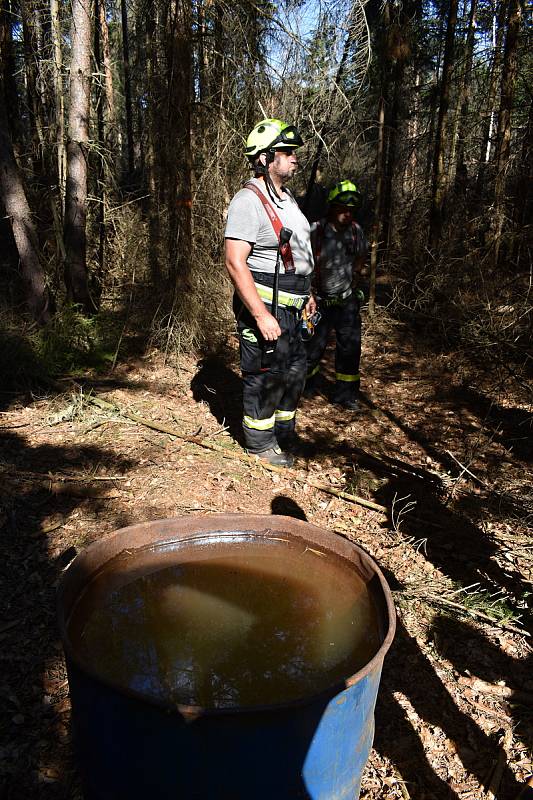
[328,180,361,207]
[245,118,303,158]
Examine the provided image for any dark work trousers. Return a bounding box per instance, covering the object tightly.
[306,295,361,401]
[234,296,307,453]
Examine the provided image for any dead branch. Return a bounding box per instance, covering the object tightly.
[402,590,530,637]
[458,676,533,707]
[86,394,389,514]
[486,729,513,800]
[0,466,129,482]
[445,448,488,486]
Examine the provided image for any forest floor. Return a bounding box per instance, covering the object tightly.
[0,303,532,800]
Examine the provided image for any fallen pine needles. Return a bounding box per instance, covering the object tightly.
[86,393,389,514]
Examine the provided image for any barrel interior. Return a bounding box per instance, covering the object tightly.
[59,515,396,713]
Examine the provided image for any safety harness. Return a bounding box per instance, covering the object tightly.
[244,182,295,274]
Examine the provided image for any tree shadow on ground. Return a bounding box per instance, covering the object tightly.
[375,617,522,800]
[0,429,137,799]
[188,353,529,587]
[271,496,521,798]
[355,397,532,613]
[189,350,530,613]
[431,615,532,785]
[443,384,533,464]
[190,352,244,446]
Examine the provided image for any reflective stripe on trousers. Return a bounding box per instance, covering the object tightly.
[305,295,361,397]
[235,298,306,453]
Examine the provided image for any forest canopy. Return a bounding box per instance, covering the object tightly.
[0,0,531,383]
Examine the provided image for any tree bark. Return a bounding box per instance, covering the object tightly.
[94,0,105,295]
[50,0,66,214]
[381,59,404,251]
[369,95,385,317]
[492,0,522,263]
[121,0,134,178]
[428,0,459,251]
[0,1,23,146]
[20,0,47,169]
[424,12,445,184]
[166,0,192,288]
[476,0,506,191]
[63,0,94,311]
[145,5,162,283]
[98,0,116,150]
[212,0,224,110]
[450,0,478,191]
[0,87,51,323]
[405,68,420,195]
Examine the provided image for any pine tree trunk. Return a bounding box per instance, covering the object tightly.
[450,0,478,191]
[369,95,385,317]
[50,0,66,215]
[212,1,224,111]
[121,0,134,178]
[405,69,420,196]
[20,0,46,169]
[512,95,532,266]
[94,0,105,295]
[0,89,51,323]
[145,7,161,283]
[1,2,23,146]
[382,59,404,251]
[428,0,459,250]
[477,0,506,191]
[492,0,522,263]
[424,13,445,183]
[166,0,192,289]
[63,0,94,312]
[98,0,116,150]
[303,28,353,214]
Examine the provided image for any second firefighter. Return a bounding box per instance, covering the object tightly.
[305,181,368,411]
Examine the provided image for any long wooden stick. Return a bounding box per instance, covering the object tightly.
[87,394,389,514]
[487,729,514,800]
[0,466,129,482]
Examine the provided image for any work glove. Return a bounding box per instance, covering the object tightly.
[355,289,365,303]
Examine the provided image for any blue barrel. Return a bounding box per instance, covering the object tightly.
[58,514,396,800]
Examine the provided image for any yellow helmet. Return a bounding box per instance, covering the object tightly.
[328,180,361,207]
[245,119,303,157]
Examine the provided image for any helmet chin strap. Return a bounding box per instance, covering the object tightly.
[251,151,281,203]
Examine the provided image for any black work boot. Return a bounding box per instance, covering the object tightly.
[252,446,294,468]
[277,433,314,457]
[332,386,361,412]
[302,376,319,399]
[336,397,360,411]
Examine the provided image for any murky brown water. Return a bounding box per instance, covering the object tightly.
[67,534,380,708]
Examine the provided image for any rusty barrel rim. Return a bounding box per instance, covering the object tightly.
[58,514,396,717]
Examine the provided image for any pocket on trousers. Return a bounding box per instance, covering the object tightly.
[239,327,263,374]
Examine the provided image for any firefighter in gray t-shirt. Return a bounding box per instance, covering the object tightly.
[224,119,316,466]
[305,181,368,411]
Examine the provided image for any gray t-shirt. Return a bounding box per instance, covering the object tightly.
[310,220,368,296]
[225,178,314,277]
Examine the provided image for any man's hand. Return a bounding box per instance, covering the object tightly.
[255,309,282,341]
[305,295,317,316]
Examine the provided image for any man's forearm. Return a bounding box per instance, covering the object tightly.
[225,249,281,341]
